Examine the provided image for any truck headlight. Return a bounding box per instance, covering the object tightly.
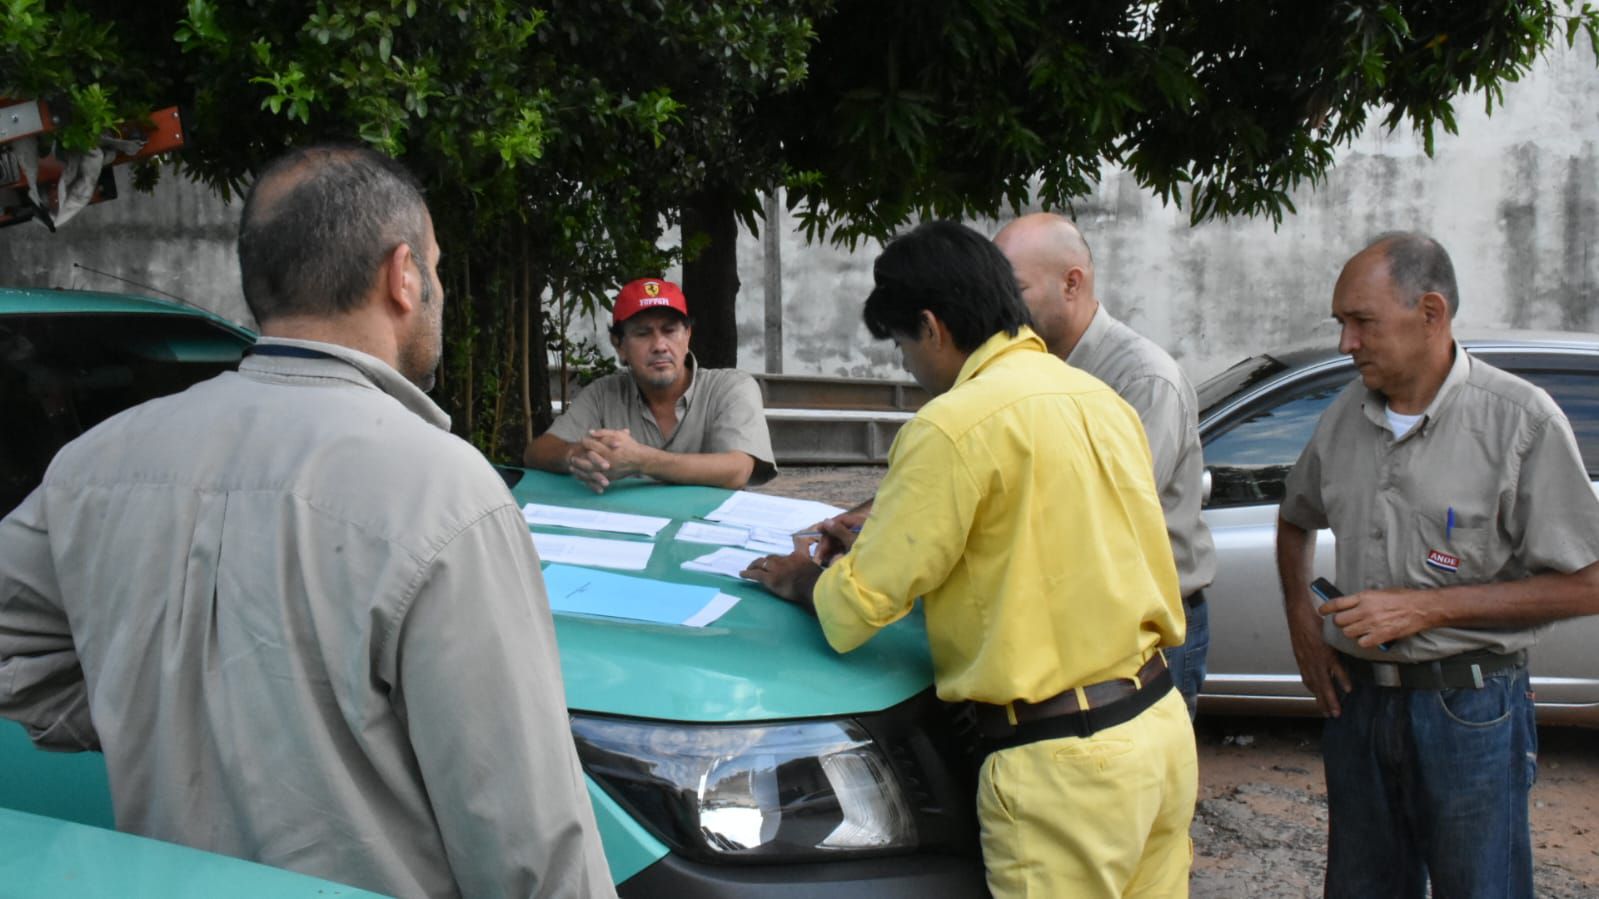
[570,714,918,862]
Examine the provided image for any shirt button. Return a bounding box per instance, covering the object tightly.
[1370,528,1384,540]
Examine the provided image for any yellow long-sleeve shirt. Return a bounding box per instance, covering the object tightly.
[814,328,1183,705]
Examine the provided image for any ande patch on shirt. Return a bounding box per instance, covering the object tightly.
[1425,549,1461,573]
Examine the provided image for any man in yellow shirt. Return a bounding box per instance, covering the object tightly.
[743,220,1196,897]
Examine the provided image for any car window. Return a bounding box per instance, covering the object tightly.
[1202,377,1348,507]
[1513,369,1599,478]
[1196,355,1287,419]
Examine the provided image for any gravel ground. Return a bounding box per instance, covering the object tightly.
[757,466,1599,897]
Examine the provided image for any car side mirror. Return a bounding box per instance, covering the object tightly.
[1201,468,1213,507]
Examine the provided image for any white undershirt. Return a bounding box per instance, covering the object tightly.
[1385,405,1423,438]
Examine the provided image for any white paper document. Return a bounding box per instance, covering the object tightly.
[674,521,751,546]
[681,547,766,580]
[683,592,743,628]
[744,526,801,554]
[704,492,845,534]
[531,532,655,570]
[676,521,798,555]
[522,503,670,538]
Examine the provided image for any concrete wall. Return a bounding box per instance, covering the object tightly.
[6,38,1596,385]
[0,168,252,327]
[737,40,1599,383]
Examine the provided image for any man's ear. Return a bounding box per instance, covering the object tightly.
[1419,291,1450,326]
[382,243,420,316]
[918,309,940,344]
[1063,266,1086,300]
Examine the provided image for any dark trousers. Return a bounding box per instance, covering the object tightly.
[1321,668,1537,899]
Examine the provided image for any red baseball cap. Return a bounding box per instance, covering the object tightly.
[613,278,689,324]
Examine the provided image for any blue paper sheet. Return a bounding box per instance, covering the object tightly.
[542,563,728,626]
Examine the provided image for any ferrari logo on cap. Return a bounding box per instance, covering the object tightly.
[644,281,661,297]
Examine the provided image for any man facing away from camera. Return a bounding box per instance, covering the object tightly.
[994,212,1216,720]
[0,145,615,898]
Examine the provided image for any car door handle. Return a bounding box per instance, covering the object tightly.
[1201,467,1213,507]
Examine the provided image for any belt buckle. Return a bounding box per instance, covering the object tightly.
[1370,662,1401,688]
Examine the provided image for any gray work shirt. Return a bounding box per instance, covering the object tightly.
[549,354,776,483]
[1280,344,1599,662]
[0,337,615,899]
[1069,307,1217,599]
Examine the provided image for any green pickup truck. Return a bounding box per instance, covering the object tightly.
[0,286,985,897]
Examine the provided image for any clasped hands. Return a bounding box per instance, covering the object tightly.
[566,428,652,493]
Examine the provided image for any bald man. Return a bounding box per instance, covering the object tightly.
[994,213,1216,718]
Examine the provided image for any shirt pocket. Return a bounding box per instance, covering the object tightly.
[1403,509,1505,586]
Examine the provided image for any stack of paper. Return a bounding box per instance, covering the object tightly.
[704,492,845,534]
[675,521,801,555]
[674,521,751,547]
[531,533,654,571]
[523,503,669,537]
[682,547,766,580]
[542,564,740,627]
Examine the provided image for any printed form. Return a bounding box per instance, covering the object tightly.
[522,503,670,538]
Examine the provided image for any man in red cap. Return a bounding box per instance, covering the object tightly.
[525,277,775,492]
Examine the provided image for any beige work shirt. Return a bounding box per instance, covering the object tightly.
[1280,344,1599,662]
[1069,306,1216,599]
[0,338,614,899]
[549,355,776,484]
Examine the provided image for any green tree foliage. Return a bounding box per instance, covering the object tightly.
[772,1,1599,245]
[3,0,819,457]
[6,0,1599,455]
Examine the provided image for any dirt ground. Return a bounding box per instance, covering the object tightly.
[756,467,1599,897]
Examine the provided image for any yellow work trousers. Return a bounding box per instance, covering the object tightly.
[977,689,1198,898]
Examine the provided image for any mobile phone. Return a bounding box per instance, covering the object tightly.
[1309,577,1341,602]
[1309,577,1390,650]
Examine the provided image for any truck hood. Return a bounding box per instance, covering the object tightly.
[507,470,935,723]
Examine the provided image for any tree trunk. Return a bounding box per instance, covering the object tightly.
[681,184,741,369]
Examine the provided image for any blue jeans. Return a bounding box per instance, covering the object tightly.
[1321,667,1538,899]
[1164,592,1208,719]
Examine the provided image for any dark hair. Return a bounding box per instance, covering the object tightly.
[238,145,430,322]
[1369,231,1459,317]
[862,220,1032,352]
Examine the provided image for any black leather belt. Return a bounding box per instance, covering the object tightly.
[1340,649,1527,690]
[969,654,1172,759]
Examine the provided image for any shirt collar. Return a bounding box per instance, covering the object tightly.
[1360,341,1470,436]
[1065,304,1111,368]
[952,327,1049,389]
[240,337,452,431]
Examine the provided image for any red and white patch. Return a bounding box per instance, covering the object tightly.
[1425,549,1460,573]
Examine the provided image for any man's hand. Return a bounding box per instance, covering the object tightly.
[1288,598,1351,717]
[741,550,823,613]
[565,439,614,494]
[568,428,654,493]
[812,510,868,567]
[588,428,656,476]
[1321,588,1434,649]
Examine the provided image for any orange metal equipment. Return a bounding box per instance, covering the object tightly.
[0,100,188,229]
